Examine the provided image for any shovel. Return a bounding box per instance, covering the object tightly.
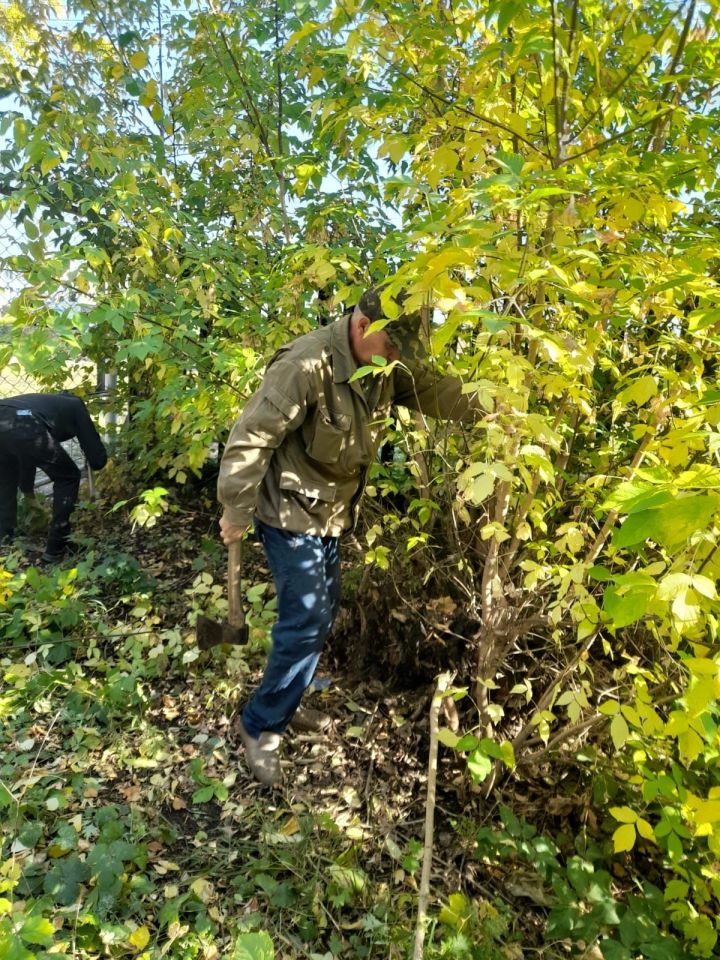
[86,462,97,500]
[196,540,250,649]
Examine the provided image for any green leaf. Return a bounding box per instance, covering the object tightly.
[0,932,34,960]
[469,473,495,504]
[521,186,574,204]
[436,727,460,748]
[600,482,674,516]
[232,932,274,960]
[600,940,633,960]
[192,785,215,804]
[612,495,719,550]
[43,854,91,905]
[684,914,717,955]
[327,864,367,892]
[664,879,689,901]
[118,30,140,48]
[603,575,656,628]
[454,734,479,752]
[20,916,55,946]
[610,714,630,751]
[348,365,376,382]
[496,0,524,34]
[565,856,600,898]
[466,748,492,783]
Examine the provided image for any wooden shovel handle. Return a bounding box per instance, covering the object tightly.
[86,462,96,500]
[227,539,245,628]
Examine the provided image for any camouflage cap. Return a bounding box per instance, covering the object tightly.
[356,286,427,362]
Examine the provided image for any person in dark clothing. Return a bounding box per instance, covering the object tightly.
[0,393,108,561]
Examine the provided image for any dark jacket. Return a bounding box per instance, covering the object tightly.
[0,394,108,470]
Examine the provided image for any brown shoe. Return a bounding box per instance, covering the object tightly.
[289,705,332,733]
[236,718,282,786]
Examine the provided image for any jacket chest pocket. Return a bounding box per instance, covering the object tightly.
[306,411,352,464]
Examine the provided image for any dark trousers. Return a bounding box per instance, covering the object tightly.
[0,409,81,552]
[241,519,341,738]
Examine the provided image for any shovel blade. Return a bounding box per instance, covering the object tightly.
[196,614,249,650]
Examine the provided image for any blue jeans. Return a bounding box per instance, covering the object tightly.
[241,519,341,738]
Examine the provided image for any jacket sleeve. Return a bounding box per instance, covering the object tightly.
[218,359,310,527]
[74,401,108,470]
[392,363,479,423]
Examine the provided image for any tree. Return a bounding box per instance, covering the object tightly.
[2,1,720,953]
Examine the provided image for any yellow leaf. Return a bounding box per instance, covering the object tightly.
[47,844,71,858]
[424,248,473,278]
[690,576,717,599]
[128,926,150,950]
[283,19,322,51]
[613,823,636,853]
[678,726,705,764]
[616,375,657,408]
[41,154,61,176]
[636,818,655,841]
[280,816,300,836]
[426,145,459,188]
[140,79,158,106]
[609,806,637,824]
[615,196,645,223]
[345,725,365,737]
[439,891,472,929]
[693,800,720,825]
[190,877,214,902]
[129,51,148,70]
[381,135,410,164]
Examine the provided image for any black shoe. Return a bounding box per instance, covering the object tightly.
[1,532,16,554]
[41,541,84,566]
[40,549,67,566]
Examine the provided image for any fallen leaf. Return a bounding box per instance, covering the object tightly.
[190,877,214,902]
[128,925,150,950]
[280,816,300,836]
[118,783,142,802]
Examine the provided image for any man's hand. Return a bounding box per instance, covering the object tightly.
[219,515,248,546]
